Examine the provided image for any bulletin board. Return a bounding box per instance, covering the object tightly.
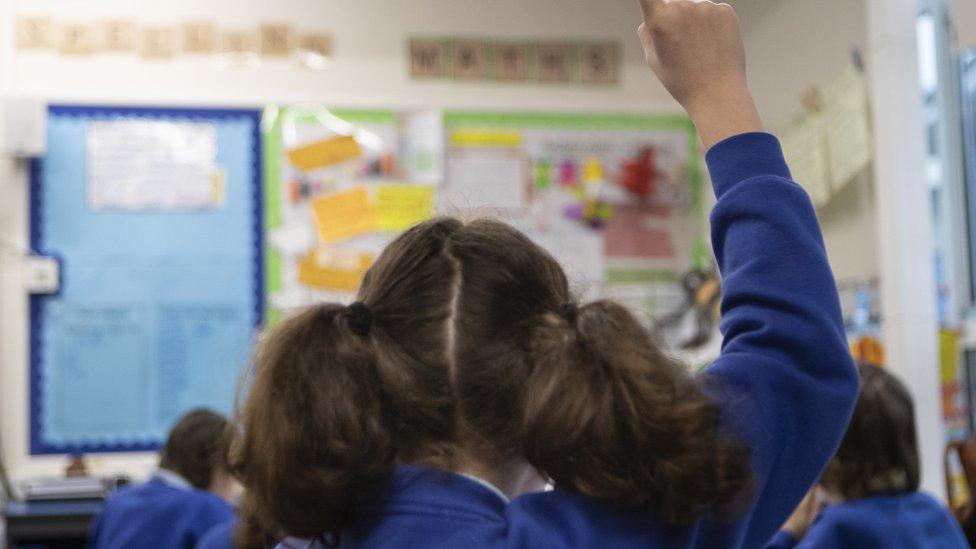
[263,106,441,321]
[30,105,263,454]
[443,111,706,320]
[263,107,704,324]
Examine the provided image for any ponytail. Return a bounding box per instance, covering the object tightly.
[522,300,752,524]
[229,304,395,537]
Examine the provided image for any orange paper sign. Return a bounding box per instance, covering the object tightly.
[287,135,362,171]
[298,248,372,292]
[311,188,378,243]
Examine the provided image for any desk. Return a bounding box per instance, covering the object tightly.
[4,500,102,549]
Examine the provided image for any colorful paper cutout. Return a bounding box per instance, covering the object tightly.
[311,187,378,243]
[376,185,435,231]
[288,135,362,171]
[299,248,372,292]
[534,159,552,190]
[620,147,661,198]
[450,130,523,148]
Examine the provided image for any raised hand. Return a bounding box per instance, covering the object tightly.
[637,0,763,148]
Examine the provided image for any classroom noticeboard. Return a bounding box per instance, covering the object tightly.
[263,107,704,333]
[30,105,263,455]
[443,111,705,321]
[263,106,441,322]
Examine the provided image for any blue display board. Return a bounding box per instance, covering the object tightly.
[30,105,263,454]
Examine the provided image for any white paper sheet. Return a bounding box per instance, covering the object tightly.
[823,65,873,190]
[780,116,831,207]
[87,120,219,211]
[444,149,525,211]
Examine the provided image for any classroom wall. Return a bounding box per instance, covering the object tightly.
[0,0,681,484]
[0,0,962,484]
[740,0,878,285]
[953,0,976,51]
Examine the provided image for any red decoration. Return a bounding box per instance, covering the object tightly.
[619,146,661,198]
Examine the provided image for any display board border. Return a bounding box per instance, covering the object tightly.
[29,104,264,455]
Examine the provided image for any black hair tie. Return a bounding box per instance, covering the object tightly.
[344,301,373,337]
[561,303,579,324]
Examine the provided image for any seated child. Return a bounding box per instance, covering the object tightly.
[767,364,968,548]
[89,409,237,549]
[229,1,859,547]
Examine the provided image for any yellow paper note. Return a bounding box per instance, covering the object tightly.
[780,116,831,207]
[822,64,873,190]
[298,248,372,292]
[287,135,362,171]
[450,130,522,148]
[376,185,435,231]
[311,188,378,243]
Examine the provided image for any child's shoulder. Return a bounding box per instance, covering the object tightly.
[816,492,964,546]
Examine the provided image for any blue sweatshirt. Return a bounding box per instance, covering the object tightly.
[278,132,860,549]
[88,471,234,549]
[197,519,236,549]
[766,492,968,549]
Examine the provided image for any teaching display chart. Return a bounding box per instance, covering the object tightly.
[30,105,263,454]
[263,106,441,322]
[443,112,705,322]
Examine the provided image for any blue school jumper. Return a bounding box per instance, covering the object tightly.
[278,132,860,549]
[765,492,968,548]
[88,470,234,549]
[197,519,236,549]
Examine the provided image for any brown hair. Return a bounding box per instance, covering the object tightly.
[230,218,751,537]
[821,363,920,500]
[159,408,229,490]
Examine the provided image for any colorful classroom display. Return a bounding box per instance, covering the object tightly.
[28,104,701,454]
[265,108,704,329]
[443,112,704,324]
[30,106,263,454]
[263,107,442,321]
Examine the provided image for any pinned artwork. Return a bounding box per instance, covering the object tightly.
[375,185,435,231]
[287,135,362,171]
[410,39,446,77]
[619,147,661,198]
[298,248,373,292]
[311,187,379,243]
[534,158,553,190]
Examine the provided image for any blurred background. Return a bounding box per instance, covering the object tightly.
[0,0,974,545]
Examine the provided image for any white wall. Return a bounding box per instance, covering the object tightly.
[0,0,682,485]
[739,0,879,284]
[953,0,976,51]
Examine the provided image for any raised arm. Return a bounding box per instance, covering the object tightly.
[636,0,858,546]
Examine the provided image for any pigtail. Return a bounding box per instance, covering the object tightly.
[228,303,394,537]
[521,300,752,524]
